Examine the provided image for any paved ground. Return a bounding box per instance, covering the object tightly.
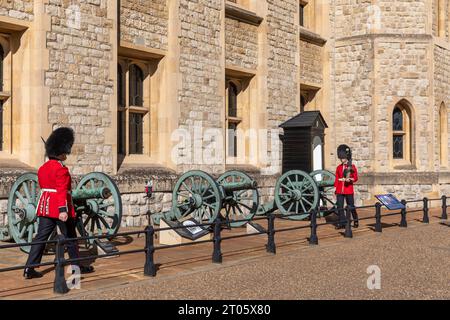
[66,219,450,300]
[0,207,447,300]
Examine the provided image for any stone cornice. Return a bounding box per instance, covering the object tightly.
[299,27,327,46]
[225,2,263,26]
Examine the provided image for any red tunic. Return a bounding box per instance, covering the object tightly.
[36,160,75,219]
[334,163,358,195]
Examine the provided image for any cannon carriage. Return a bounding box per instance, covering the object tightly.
[1,172,122,253]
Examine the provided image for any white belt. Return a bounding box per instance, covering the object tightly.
[41,189,57,193]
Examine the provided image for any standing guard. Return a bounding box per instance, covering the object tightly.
[24,127,94,279]
[334,144,359,229]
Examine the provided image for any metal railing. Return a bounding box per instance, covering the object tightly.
[0,195,448,294]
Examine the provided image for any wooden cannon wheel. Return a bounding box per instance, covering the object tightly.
[274,170,319,220]
[74,172,122,248]
[7,173,40,253]
[172,170,222,224]
[217,171,259,227]
[6,172,122,253]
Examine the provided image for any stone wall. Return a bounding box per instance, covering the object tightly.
[120,0,168,51]
[177,0,224,174]
[331,39,374,173]
[434,45,450,169]
[225,17,258,70]
[375,39,430,171]
[45,0,114,175]
[266,0,298,167]
[0,0,33,21]
[299,40,322,85]
[377,0,427,35]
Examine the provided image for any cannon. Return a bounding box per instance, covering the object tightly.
[3,172,122,253]
[151,170,259,227]
[151,169,336,227]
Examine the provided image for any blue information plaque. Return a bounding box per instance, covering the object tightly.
[375,194,405,210]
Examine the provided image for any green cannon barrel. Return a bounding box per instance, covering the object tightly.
[71,187,112,201]
[220,180,257,193]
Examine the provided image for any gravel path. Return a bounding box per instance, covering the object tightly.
[64,222,450,300]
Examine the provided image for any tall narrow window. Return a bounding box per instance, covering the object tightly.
[117,64,126,155]
[129,64,143,107]
[300,94,307,113]
[0,44,4,151]
[226,81,242,158]
[392,107,404,159]
[117,59,150,159]
[128,64,144,154]
[299,3,305,27]
[439,103,448,166]
[392,101,413,164]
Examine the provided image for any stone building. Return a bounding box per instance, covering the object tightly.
[0,0,449,227]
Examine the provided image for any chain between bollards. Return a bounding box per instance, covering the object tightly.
[400,199,407,227]
[53,234,69,294]
[441,195,447,220]
[144,225,157,277]
[422,197,429,224]
[375,202,382,233]
[309,209,318,245]
[212,217,222,263]
[344,206,353,238]
[266,213,276,254]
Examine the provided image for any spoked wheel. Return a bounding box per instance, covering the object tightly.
[217,171,259,227]
[75,172,122,248]
[7,173,40,253]
[310,170,337,217]
[274,170,319,220]
[173,171,222,224]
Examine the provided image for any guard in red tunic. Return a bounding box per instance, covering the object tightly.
[334,144,359,229]
[24,127,94,279]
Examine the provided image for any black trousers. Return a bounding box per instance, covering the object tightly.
[25,216,80,269]
[336,194,359,226]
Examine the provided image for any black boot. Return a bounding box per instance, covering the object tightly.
[79,265,95,274]
[24,268,43,279]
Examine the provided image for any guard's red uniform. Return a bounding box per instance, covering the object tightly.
[334,163,358,195]
[36,159,75,219]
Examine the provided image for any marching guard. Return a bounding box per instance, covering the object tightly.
[24,127,94,279]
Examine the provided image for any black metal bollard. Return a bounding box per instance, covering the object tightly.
[375,202,382,233]
[422,197,429,224]
[344,206,353,238]
[53,235,69,294]
[441,195,447,220]
[144,225,157,277]
[309,209,318,245]
[266,213,276,254]
[212,217,222,263]
[400,199,407,228]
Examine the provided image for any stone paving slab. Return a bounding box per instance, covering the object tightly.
[0,207,444,300]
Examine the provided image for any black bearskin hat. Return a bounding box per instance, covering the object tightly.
[45,127,75,158]
[337,144,351,160]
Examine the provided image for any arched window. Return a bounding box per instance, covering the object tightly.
[439,102,448,167]
[0,44,4,151]
[392,107,404,159]
[392,101,412,163]
[129,64,143,107]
